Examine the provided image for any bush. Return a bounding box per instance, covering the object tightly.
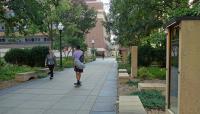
[31,46,49,67]
[4,48,28,65]
[85,56,96,63]
[138,44,154,67]
[126,80,139,87]
[0,58,5,67]
[0,64,34,81]
[138,43,166,67]
[131,90,165,110]
[116,56,122,62]
[61,57,74,68]
[153,47,166,67]
[118,62,131,74]
[138,67,166,80]
[4,46,49,67]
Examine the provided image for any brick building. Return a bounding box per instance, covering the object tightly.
[85,0,111,56]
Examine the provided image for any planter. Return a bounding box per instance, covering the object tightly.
[38,68,49,73]
[118,73,130,84]
[118,69,127,73]
[15,71,37,82]
[0,80,17,89]
[138,83,166,95]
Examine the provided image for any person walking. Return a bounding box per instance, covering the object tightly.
[45,49,56,80]
[73,45,85,86]
[102,51,105,60]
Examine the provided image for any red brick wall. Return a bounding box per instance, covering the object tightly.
[85,0,107,50]
[86,18,106,49]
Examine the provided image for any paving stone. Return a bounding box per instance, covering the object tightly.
[17,101,55,109]
[90,112,116,114]
[92,103,116,112]
[77,110,90,114]
[96,97,117,103]
[43,109,77,114]
[119,96,146,114]
[0,58,117,114]
[5,108,45,114]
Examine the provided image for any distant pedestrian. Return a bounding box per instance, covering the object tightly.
[73,45,85,86]
[45,49,56,80]
[102,52,105,60]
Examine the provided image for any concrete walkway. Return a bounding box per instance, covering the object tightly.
[0,58,117,114]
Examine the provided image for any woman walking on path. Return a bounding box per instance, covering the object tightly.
[45,49,56,80]
[73,45,85,86]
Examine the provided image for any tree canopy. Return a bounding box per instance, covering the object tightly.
[1,0,97,50]
[108,0,200,46]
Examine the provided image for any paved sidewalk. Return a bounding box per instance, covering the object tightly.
[0,58,117,114]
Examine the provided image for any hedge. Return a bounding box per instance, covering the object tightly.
[4,46,49,67]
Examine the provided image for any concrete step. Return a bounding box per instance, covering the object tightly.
[118,69,127,73]
[119,96,146,114]
[118,73,130,84]
[138,83,166,91]
[138,83,166,95]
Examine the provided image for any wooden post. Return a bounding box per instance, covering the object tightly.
[131,46,138,78]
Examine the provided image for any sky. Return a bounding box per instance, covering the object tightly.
[101,0,110,14]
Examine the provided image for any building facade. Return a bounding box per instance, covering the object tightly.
[85,0,111,56]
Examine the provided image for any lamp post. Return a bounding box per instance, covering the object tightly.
[58,22,64,68]
[91,40,95,59]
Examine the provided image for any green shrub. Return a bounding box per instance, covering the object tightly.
[31,46,49,67]
[138,67,166,80]
[126,80,139,87]
[36,72,48,79]
[4,48,28,65]
[0,64,34,81]
[138,42,166,67]
[85,56,96,63]
[138,44,154,67]
[63,57,74,68]
[0,58,5,67]
[4,46,49,67]
[131,90,165,110]
[116,56,122,62]
[118,63,131,74]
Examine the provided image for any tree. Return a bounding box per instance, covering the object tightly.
[58,0,97,49]
[42,0,70,48]
[5,0,46,36]
[107,0,189,46]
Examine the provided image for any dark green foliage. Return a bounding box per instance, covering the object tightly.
[37,72,47,79]
[31,46,49,67]
[168,2,200,20]
[131,90,165,110]
[0,64,34,81]
[153,47,166,67]
[4,46,49,67]
[58,57,74,68]
[128,53,131,65]
[126,80,139,87]
[0,58,5,67]
[118,62,131,74]
[138,44,154,67]
[138,34,166,67]
[139,31,166,67]
[4,48,28,65]
[85,56,96,63]
[138,67,166,80]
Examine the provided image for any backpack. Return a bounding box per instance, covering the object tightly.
[79,54,84,63]
[46,55,55,65]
